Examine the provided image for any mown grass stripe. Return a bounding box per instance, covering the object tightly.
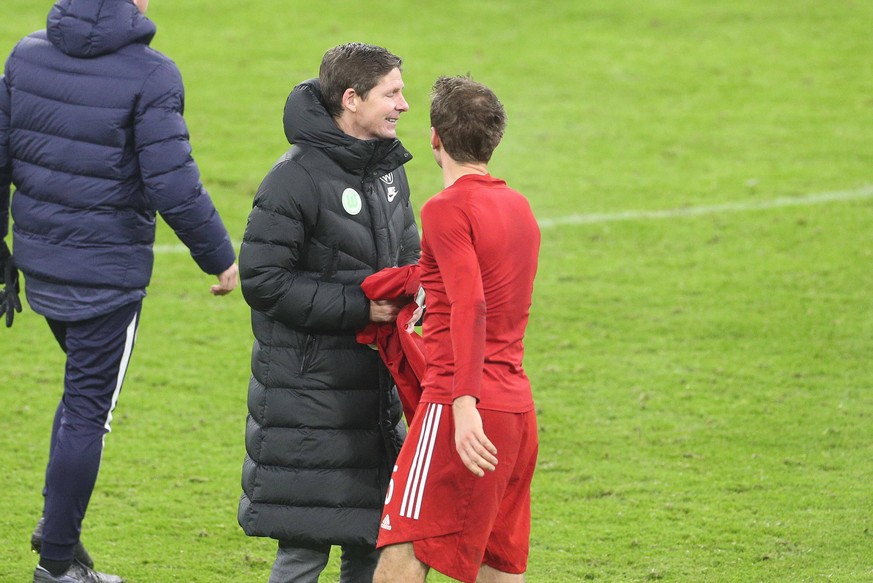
[153,185,873,254]
[536,184,873,228]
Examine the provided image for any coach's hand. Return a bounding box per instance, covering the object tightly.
[453,395,498,477]
[211,263,239,296]
[369,299,404,323]
[0,241,22,328]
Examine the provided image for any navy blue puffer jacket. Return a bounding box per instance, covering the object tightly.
[0,0,235,290]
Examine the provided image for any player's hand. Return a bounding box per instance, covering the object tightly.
[369,299,404,323]
[0,241,22,328]
[453,395,498,477]
[211,263,239,296]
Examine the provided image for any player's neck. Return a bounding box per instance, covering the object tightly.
[441,158,489,188]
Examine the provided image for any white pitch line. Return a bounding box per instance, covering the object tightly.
[152,185,873,253]
[536,184,873,229]
[153,243,233,254]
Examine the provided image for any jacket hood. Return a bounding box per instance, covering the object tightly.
[47,0,156,58]
[283,79,412,175]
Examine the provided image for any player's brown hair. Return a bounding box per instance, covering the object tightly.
[430,76,506,163]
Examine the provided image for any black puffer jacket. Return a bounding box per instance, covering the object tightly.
[238,79,419,546]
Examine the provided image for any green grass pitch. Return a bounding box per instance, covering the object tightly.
[1,0,872,581]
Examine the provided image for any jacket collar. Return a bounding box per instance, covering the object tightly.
[283,79,412,176]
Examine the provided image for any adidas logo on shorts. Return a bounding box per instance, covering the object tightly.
[380,515,392,531]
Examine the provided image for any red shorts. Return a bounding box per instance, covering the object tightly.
[377,402,538,583]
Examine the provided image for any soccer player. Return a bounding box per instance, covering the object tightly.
[374,76,541,583]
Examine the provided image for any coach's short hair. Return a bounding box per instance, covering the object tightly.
[319,43,403,118]
[430,76,506,164]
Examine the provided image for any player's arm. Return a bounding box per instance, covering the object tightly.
[452,395,497,476]
[421,198,497,476]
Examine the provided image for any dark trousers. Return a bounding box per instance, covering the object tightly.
[269,541,379,583]
[39,300,142,562]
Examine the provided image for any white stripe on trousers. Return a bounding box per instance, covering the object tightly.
[103,311,138,435]
[400,403,443,520]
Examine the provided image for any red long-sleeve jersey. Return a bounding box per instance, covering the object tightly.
[418,173,540,412]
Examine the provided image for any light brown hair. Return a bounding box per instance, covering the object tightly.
[430,76,506,163]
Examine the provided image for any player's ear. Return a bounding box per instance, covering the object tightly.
[430,127,440,151]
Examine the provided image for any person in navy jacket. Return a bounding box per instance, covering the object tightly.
[0,0,239,581]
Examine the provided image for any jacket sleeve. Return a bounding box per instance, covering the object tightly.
[134,60,235,275]
[0,71,11,240]
[398,200,420,267]
[239,159,371,332]
[396,168,420,267]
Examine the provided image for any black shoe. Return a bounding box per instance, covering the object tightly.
[33,561,124,583]
[31,517,95,569]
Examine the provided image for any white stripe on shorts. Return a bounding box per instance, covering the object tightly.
[400,403,443,520]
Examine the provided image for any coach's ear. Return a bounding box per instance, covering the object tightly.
[343,87,359,114]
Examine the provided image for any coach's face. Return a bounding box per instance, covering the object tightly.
[133,0,150,14]
[345,68,408,141]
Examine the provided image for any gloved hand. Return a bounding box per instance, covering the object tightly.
[0,240,22,327]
